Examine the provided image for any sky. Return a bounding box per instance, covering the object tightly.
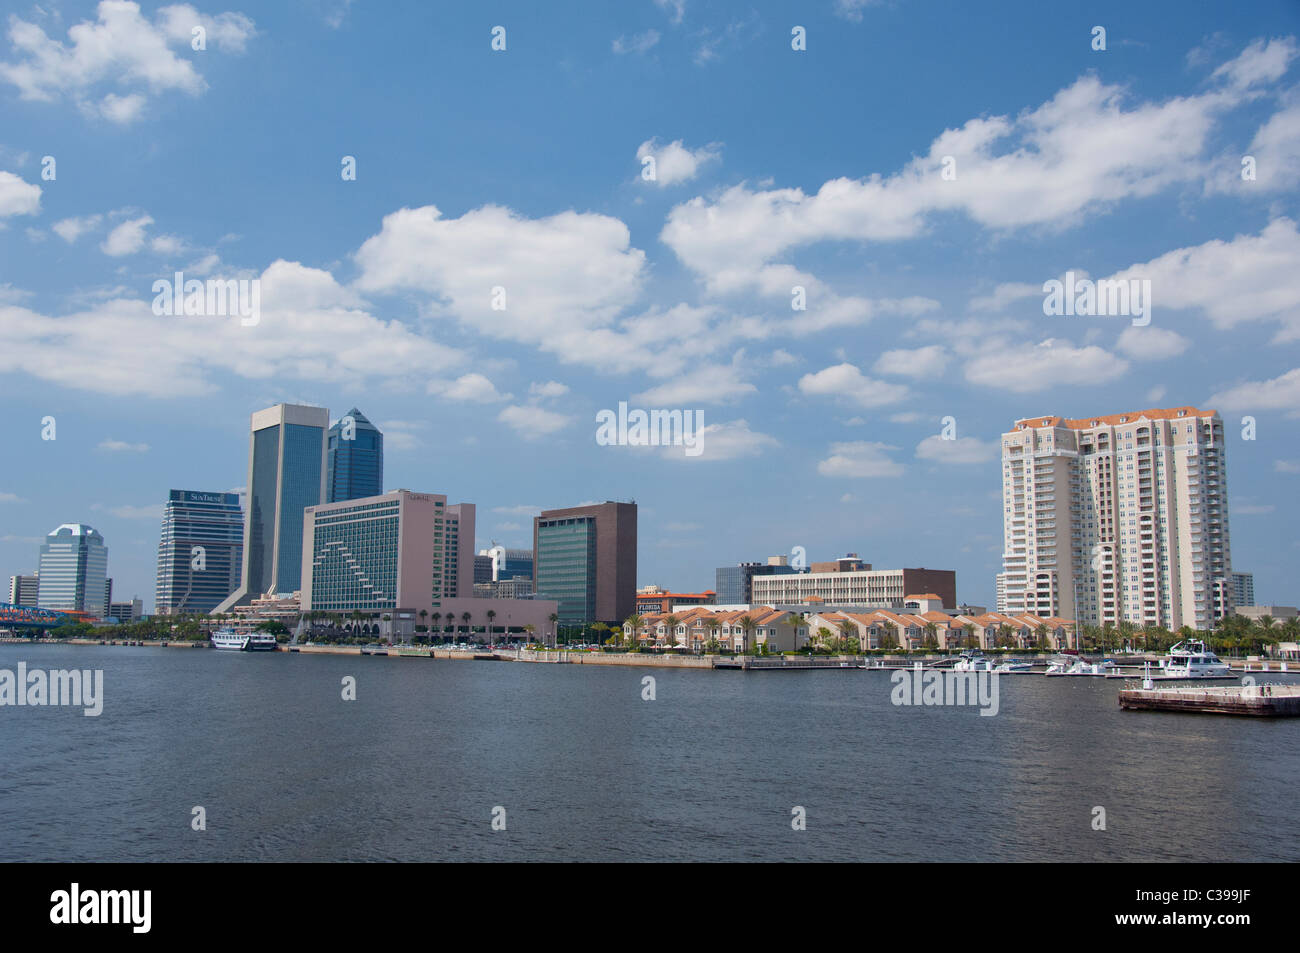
[1,0,1299,613]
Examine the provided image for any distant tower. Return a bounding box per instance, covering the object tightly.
[327,407,383,503]
[215,403,328,611]
[36,524,109,618]
[155,490,245,614]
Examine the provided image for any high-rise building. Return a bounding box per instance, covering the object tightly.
[326,407,383,503]
[155,490,245,615]
[302,490,448,612]
[109,598,143,622]
[999,407,1231,631]
[444,503,476,599]
[36,524,109,618]
[474,554,494,585]
[1230,571,1255,609]
[8,573,39,606]
[479,546,534,582]
[534,501,636,625]
[103,578,112,614]
[215,403,329,611]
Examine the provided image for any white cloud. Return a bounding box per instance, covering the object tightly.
[964,339,1129,393]
[798,363,909,407]
[150,233,185,255]
[636,138,721,187]
[428,372,509,403]
[0,259,465,397]
[1275,460,1300,474]
[612,30,660,55]
[98,438,149,452]
[633,358,755,405]
[1209,367,1300,417]
[100,214,153,256]
[816,441,904,478]
[1116,325,1190,361]
[915,434,999,465]
[1108,218,1300,342]
[873,345,949,378]
[969,281,1041,312]
[0,1,256,123]
[654,0,686,26]
[0,490,27,503]
[670,419,777,461]
[0,170,41,217]
[529,380,569,399]
[834,0,881,22]
[52,214,102,242]
[498,404,572,438]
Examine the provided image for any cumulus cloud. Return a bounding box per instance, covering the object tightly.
[816,441,904,478]
[0,259,464,397]
[669,419,777,461]
[613,30,660,55]
[873,345,950,378]
[798,363,909,407]
[915,434,999,465]
[529,380,569,399]
[498,404,572,437]
[1116,326,1191,361]
[965,339,1129,393]
[636,138,721,187]
[100,214,153,256]
[1209,367,1300,418]
[0,170,41,217]
[428,373,510,403]
[98,438,149,452]
[0,1,256,122]
[52,214,103,242]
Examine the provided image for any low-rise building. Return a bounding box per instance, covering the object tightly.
[623,606,806,652]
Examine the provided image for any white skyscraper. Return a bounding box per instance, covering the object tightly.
[37,524,109,619]
[999,407,1230,631]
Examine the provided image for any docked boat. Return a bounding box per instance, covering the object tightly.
[1156,639,1234,680]
[1045,654,1116,677]
[210,627,278,651]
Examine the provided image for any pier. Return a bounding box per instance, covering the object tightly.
[1119,683,1300,717]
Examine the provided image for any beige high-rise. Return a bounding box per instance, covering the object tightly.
[1000,407,1231,631]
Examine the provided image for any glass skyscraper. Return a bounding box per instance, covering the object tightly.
[216,403,329,611]
[326,407,383,503]
[155,490,244,614]
[535,517,597,624]
[36,523,109,618]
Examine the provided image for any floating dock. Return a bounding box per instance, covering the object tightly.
[1119,683,1300,717]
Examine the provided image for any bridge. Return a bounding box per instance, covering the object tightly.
[0,603,79,630]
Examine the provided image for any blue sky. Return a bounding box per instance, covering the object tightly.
[2,0,1299,612]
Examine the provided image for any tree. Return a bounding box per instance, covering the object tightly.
[548,612,559,647]
[737,615,756,654]
[624,614,644,651]
[923,621,939,649]
[524,623,536,645]
[704,616,721,654]
[462,611,472,643]
[815,626,833,653]
[663,614,679,649]
[431,612,442,642]
[486,609,497,644]
[963,623,978,649]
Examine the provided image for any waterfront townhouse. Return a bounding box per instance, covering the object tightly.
[624,607,806,652]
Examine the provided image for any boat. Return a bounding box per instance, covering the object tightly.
[1156,639,1234,680]
[952,651,1034,673]
[210,627,277,651]
[1045,654,1116,677]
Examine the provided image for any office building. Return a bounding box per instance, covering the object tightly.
[216,403,329,612]
[155,490,244,615]
[634,586,716,615]
[8,573,38,606]
[1000,406,1231,630]
[534,501,636,625]
[474,554,494,585]
[750,566,956,609]
[715,558,803,605]
[36,523,109,619]
[109,598,143,623]
[1231,571,1255,610]
[444,503,476,599]
[480,546,534,582]
[326,407,383,503]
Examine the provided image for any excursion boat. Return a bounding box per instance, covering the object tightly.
[1157,639,1234,680]
[210,627,278,651]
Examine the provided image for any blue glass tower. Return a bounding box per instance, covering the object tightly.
[327,407,383,503]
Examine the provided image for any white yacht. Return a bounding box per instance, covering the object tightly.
[950,651,1034,674]
[1045,654,1116,677]
[1158,639,1234,680]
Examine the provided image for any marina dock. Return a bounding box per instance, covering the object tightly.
[1119,683,1300,717]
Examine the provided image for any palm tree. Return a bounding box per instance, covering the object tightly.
[963,622,978,649]
[486,609,497,645]
[923,620,938,649]
[548,612,558,647]
[624,614,644,651]
[838,617,857,655]
[737,614,756,654]
[430,611,441,642]
[461,611,472,643]
[524,623,536,645]
[815,626,833,653]
[704,616,721,653]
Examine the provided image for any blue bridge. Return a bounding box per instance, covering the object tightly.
[0,603,75,630]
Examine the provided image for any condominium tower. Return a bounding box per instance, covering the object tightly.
[999,407,1230,631]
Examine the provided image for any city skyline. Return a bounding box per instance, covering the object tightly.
[2,2,1298,612]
